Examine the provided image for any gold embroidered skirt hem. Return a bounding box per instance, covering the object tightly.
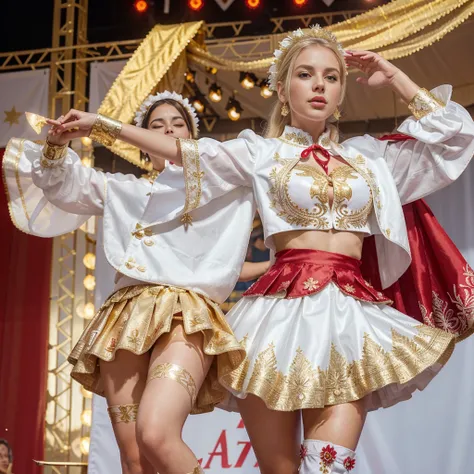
[218,283,455,412]
[68,284,245,414]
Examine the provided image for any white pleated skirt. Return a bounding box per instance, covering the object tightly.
[218,283,455,412]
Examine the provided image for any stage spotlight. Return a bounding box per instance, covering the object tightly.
[294,0,308,5]
[245,0,261,9]
[83,253,96,270]
[81,409,92,427]
[226,97,243,121]
[134,0,149,13]
[81,157,92,167]
[80,437,90,456]
[240,72,257,90]
[259,80,273,99]
[185,69,196,83]
[208,83,223,103]
[81,386,93,398]
[191,97,205,113]
[84,303,96,320]
[188,0,204,11]
[83,275,96,291]
[206,66,218,75]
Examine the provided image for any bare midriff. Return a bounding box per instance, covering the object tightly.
[273,229,365,260]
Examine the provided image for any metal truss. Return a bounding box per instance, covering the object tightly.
[270,10,364,33]
[0,11,363,72]
[45,2,94,473]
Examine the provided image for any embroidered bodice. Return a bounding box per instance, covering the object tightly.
[266,126,375,235]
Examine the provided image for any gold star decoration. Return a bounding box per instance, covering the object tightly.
[4,106,22,127]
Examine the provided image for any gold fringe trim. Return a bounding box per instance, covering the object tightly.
[220,325,455,411]
[68,284,245,414]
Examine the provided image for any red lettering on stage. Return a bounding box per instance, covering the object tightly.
[234,441,252,468]
[204,430,232,469]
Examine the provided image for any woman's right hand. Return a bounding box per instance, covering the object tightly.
[47,109,97,140]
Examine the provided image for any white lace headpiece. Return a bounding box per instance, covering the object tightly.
[268,24,346,92]
[134,91,199,137]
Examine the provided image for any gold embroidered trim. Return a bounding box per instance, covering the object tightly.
[420,264,474,342]
[1,138,32,234]
[278,131,312,147]
[148,362,197,406]
[89,114,122,147]
[332,165,373,230]
[268,158,373,230]
[178,138,204,227]
[221,325,454,410]
[42,140,67,162]
[107,403,139,424]
[408,88,445,120]
[268,155,330,228]
[12,139,30,221]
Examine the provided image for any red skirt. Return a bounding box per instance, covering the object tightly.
[243,248,392,305]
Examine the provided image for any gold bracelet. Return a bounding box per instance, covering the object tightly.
[89,113,122,147]
[408,88,445,120]
[42,139,67,161]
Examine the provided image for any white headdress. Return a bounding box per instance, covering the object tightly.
[134,91,200,137]
[268,24,346,92]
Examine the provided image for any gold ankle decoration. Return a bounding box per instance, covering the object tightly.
[408,88,445,120]
[148,362,197,407]
[107,403,139,424]
[89,113,122,147]
[188,465,204,474]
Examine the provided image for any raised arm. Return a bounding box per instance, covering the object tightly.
[49,111,182,166]
[345,51,474,204]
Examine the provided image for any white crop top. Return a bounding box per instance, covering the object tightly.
[268,154,374,233]
[177,85,474,288]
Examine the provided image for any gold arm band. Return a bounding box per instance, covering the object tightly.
[148,362,197,406]
[89,113,122,147]
[107,403,139,424]
[42,139,67,161]
[408,88,446,120]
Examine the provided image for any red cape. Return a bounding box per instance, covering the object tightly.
[361,135,474,341]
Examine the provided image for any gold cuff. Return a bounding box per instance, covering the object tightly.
[89,113,122,147]
[408,88,445,120]
[107,403,139,424]
[42,139,67,161]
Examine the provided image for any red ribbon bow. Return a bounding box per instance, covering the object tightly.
[301,144,331,174]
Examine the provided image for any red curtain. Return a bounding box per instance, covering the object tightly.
[0,149,51,474]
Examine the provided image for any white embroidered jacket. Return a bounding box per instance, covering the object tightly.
[2,139,255,304]
[176,85,474,289]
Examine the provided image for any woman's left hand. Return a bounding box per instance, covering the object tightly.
[345,50,401,89]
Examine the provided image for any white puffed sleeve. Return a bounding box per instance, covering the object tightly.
[2,138,135,237]
[177,129,257,218]
[376,85,474,204]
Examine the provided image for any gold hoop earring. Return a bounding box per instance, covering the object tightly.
[333,107,341,121]
[281,103,289,117]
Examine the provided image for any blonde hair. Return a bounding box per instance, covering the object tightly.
[265,37,347,141]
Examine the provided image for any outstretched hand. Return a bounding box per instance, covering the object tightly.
[46,109,97,144]
[345,50,401,90]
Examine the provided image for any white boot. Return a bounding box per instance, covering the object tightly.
[299,439,356,473]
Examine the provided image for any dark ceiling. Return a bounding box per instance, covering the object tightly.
[1,0,389,53]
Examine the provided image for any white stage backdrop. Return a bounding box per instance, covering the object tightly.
[87,59,474,474]
[88,163,474,474]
